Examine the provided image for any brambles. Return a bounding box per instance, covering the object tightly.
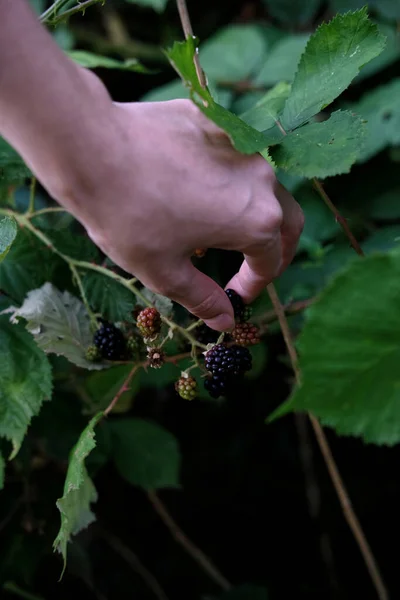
[137,307,161,338]
[147,347,165,369]
[175,374,198,400]
[231,322,261,346]
[93,321,127,360]
[225,288,246,322]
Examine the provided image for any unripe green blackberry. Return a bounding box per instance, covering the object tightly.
[232,322,260,346]
[175,374,198,400]
[127,334,141,356]
[243,305,253,322]
[85,344,102,362]
[137,307,161,338]
[147,347,165,369]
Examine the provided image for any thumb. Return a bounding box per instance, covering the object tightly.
[168,260,234,332]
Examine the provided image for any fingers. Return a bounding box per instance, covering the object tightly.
[224,234,282,303]
[275,182,304,272]
[152,259,235,332]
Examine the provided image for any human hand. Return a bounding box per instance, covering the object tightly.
[53,97,304,331]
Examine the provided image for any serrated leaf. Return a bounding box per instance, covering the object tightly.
[0,229,60,303]
[0,138,31,187]
[124,0,168,12]
[271,111,365,178]
[138,287,173,318]
[67,50,152,73]
[0,316,52,457]
[0,453,5,489]
[9,283,107,370]
[83,271,136,322]
[200,25,267,83]
[0,216,17,263]
[165,38,269,154]
[54,413,102,576]
[254,34,309,87]
[240,82,290,139]
[110,418,181,490]
[349,78,400,162]
[269,252,400,445]
[48,230,100,262]
[357,23,400,83]
[281,9,386,131]
[263,0,322,26]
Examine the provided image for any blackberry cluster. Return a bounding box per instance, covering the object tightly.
[93,321,126,360]
[204,343,252,398]
[225,289,246,322]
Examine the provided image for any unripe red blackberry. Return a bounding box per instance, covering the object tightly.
[147,347,165,369]
[225,289,246,322]
[175,374,198,400]
[205,343,252,378]
[137,307,161,338]
[232,322,260,346]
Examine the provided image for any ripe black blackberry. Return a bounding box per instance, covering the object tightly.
[225,289,246,322]
[205,343,252,378]
[93,321,126,361]
[204,373,228,399]
[195,322,219,345]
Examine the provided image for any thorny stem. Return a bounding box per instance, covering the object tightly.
[176,0,207,89]
[267,283,388,600]
[147,489,232,592]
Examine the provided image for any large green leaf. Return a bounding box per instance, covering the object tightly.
[124,0,168,12]
[83,271,136,323]
[54,413,102,576]
[0,216,17,263]
[9,283,108,370]
[254,34,309,87]
[281,9,386,131]
[67,51,150,73]
[0,138,31,187]
[200,25,267,83]
[269,251,400,445]
[350,78,400,162]
[263,0,322,25]
[271,111,365,178]
[165,38,269,154]
[48,230,100,262]
[239,82,290,140]
[0,229,59,303]
[0,316,52,458]
[110,418,181,490]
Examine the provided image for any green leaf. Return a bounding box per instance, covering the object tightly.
[0,453,5,490]
[67,50,151,73]
[281,9,386,131]
[48,230,100,262]
[0,138,31,187]
[165,38,269,154]
[239,82,290,140]
[83,271,136,322]
[271,111,365,178]
[137,287,173,318]
[0,229,60,303]
[141,79,189,102]
[124,0,168,12]
[269,251,400,445]
[349,78,400,162]
[263,0,322,26]
[84,365,141,414]
[0,216,17,263]
[200,25,267,83]
[0,316,52,458]
[363,225,400,254]
[54,413,102,575]
[9,283,108,370]
[110,418,181,490]
[254,34,309,87]
[296,185,339,254]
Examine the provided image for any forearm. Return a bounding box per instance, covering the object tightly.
[0,0,113,207]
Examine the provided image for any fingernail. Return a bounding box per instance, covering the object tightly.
[205,313,235,332]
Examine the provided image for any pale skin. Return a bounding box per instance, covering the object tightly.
[0,0,304,331]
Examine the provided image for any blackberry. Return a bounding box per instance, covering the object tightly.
[204,373,229,399]
[175,374,198,400]
[93,321,126,360]
[127,334,142,358]
[205,343,252,378]
[225,289,246,322]
[243,305,253,322]
[232,322,260,347]
[85,344,102,362]
[195,322,219,345]
[137,307,161,338]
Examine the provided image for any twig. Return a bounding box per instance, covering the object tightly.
[259,296,315,325]
[98,527,170,600]
[147,490,231,592]
[176,0,207,89]
[267,282,388,600]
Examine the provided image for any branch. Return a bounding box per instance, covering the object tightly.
[175,0,207,89]
[147,490,231,592]
[104,364,140,416]
[40,0,104,25]
[267,282,388,600]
